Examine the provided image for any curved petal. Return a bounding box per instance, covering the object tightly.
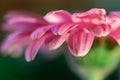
[25,32,51,62]
[68,31,94,57]
[85,8,106,15]
[109,11,120,17]
[109,11,120,30]
[31,25,53,40]
[110,27,120,45]
[45,33,69,50]
[5,11,46,23]
[74,8,106,17]
[3,11,47,31]
[44,10,72,24]
[72,8,107,28]
[108,11,120,44]
[51,23,77,35]
[3,22,42,31]
[87,24,111,37]
[1,32,31,54]
[25,38,45,62]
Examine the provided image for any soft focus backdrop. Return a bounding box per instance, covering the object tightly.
[0,0,120,80]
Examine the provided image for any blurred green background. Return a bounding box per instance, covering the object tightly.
[0,0,120,80]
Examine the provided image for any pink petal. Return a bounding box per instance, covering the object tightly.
[68,31,94,57]
[25,32,51,62]
[110,27,120,45]
[108,11,120,30]
[85,8,106,15]
[3,11,47,31]
[51,23,77,35]
[108,12,120,45]
[25,38,44,62]
[3,22,42,31]
[44,10,72,24]
[73,8,106,19]
[109,11,120,17]
[45,33,69,50]
[1,32,31,54]
[87,24,111,37]
[5,11,46,23]
[72,8,107,27]
[31,25,53,40]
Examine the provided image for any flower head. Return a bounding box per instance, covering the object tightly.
[1,8,120,62]
[38,8,120,57]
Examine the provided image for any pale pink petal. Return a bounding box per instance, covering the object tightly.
[25,32,51,62]
[110,27,120,45]
[25,38,44,62]
[5,11,46,23]
[108,11,120,44]
[72,8,106,19]
[73,9,111,37]
[68,31,94,57]
[3,22,42,31]
[87,24,111,37]
[1,32,31,54]
[44,10,72,24]
[109,11,120,17]
[45,33,69,50]
[108,11,120,30]
[85,8,106,15]
[72,9,107,27]
[31,25,53,40]
[6,17,41,24]
[3,11,47,31]
[51,24,77,35]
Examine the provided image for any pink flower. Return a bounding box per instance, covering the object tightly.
[32,10,95,57]
[36,9,119,57]
[2,9,120,62]
[1,11,50,61]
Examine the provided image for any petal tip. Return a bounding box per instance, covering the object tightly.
[25,55,34,62]
[25,49,36,62]
[69,49,88,57]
